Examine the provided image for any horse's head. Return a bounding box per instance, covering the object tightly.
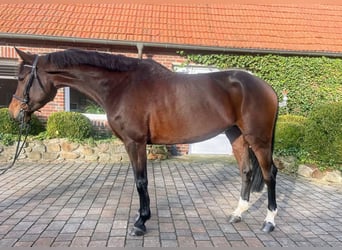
[9,48,57,122]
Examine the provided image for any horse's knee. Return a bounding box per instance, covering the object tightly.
[136,178,148,189]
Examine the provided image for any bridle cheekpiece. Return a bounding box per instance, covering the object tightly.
[13,55,40,110]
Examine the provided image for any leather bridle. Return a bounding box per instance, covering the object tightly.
[12,55,40,110]
[0,55,40,174]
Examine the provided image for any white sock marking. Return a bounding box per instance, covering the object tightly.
[232,197,249,217]
[265,208,278,226]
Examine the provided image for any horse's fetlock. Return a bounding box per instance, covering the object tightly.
[135,210,151,228]
[141,208,151,220]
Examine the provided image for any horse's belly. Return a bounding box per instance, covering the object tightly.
[149,88,237,144]
[150,114,232,144]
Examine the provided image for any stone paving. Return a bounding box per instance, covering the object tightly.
[0,157,341,247]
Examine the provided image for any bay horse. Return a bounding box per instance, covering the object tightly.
[9,48,279,236]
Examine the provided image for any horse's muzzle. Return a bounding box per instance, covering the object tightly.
[8,100,31,123]
[8,100,20,120]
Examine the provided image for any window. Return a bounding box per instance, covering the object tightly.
[0,59,18,108]
[173,64,220,74]
[67,88,105,114]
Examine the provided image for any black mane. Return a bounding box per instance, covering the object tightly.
[45,49,143,72]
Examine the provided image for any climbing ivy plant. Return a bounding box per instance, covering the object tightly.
[178,52,342,116]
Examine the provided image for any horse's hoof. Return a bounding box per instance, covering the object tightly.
[228,215,241,224]
[130,226,146,236]
[261,221,275,233]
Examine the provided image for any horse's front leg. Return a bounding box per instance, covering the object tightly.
[125,141,151,236]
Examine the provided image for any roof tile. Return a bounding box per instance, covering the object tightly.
[0,4,341,53]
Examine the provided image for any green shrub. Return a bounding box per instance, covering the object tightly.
[0,108,44,135]
[301,102,342,170]
[84,101,105,114]
[0,133,16,146]
[277,114,307,124]
[274,115,306,156]
[0,108,20,134]
[47,111,93,140]
[27,115,45,135]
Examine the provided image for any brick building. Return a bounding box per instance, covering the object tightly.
[0,4,341,154]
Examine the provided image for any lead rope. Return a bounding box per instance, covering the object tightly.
[0,110,31,175]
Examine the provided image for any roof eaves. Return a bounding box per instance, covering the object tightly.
[0,32,341,58]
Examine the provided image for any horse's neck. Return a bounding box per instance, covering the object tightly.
[50,67,115,109]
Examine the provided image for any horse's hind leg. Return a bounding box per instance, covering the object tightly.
[246,136,278,233]
[226,126,252,223]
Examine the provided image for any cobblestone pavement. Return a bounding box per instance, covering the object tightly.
[0,157,341,247]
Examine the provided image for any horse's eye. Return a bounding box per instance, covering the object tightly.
[18,74,26,81]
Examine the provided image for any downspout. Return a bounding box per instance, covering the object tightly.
[136,43,144,59]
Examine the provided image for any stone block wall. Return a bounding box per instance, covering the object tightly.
[0,139,170,164]
[0,139,129,164]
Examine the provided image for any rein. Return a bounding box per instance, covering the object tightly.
[0,114,31,175]
[0,56,39,175]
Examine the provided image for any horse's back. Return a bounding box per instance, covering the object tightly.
[119,68,277,145]
[147,69,275,144]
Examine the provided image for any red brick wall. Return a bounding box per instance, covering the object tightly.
[38,88,65,120]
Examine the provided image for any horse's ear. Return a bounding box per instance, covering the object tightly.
[15,47,34,64]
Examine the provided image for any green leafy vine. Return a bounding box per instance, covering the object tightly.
[178,52,342,116]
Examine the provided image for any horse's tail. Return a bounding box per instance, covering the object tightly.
[249,147,265,193]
